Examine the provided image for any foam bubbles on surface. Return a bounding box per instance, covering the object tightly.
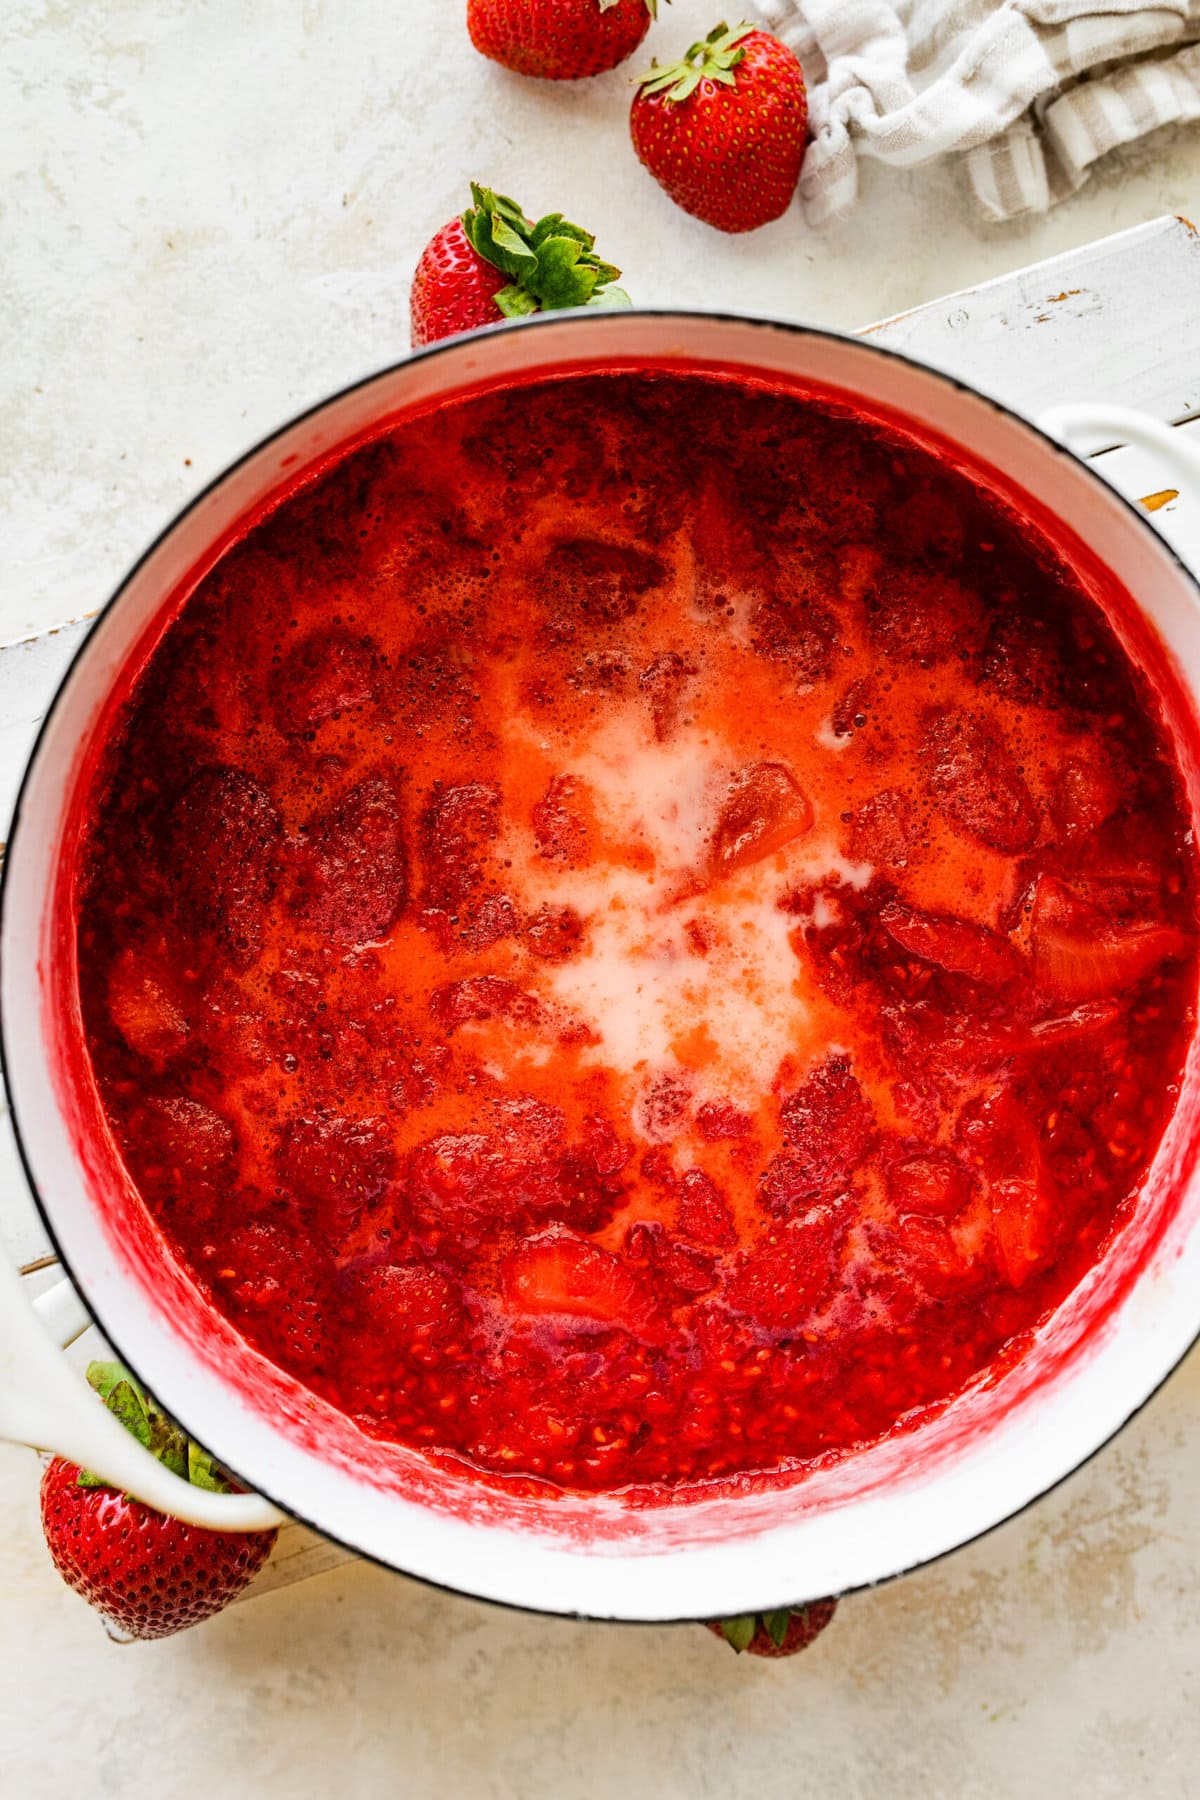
[499,703,872,1118]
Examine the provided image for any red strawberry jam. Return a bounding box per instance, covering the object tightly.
[76,373,1200,1493]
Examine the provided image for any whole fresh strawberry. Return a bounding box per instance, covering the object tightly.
[631,21,807,232]
[468,0,665,80]
[705,1598,837,1657]
[40,1361,278,1641]
[411,183,631,347]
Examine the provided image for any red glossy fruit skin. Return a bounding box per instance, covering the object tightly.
[630,31,808,233]
[40,1459,277,1640]
[705,1597,838,1657]
[410,218,510,348]
[468,0,652,80]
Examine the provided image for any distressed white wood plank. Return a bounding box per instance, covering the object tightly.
[234,1522,358,1600]
[866,215,1200,436]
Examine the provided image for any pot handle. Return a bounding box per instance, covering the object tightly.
[0,1252,285,1531]
[1038,403,1200,505]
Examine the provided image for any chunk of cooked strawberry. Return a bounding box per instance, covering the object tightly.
[639,652,695,741]
[864,567,984,663]
[524,903,585,962]
[277,1109,395,1234]
[352,1261,465,1360]
[988,1189,1054,1291]
[954,1089,1052,1288]
[709,761,812,875]
[209,1222,333,1373]
[954,1087,1038,1182]
[694,1100,752,1143]
[625,1220,717,1298]
[726,1212,843,1328]
[423,892,520,955]
[750,591,837,686]
[171,765,282,970]
[293,774,407,945]
[131,1097,235,1192]
[531,774,591,864]
[979,611,1070,705]
[420,781,501,908]
[868,1212,967,1307]
[1025,1000,1122,1046]
[106,948,190,1063]
[430,975,547,1033]
[541,537,667,624]
[407,1098,584,1241]
[502,1231,654,1329]
[765,1056,874,1212]
[635,1071,693,1141]
[885,1146,970,1219]
[1073,812,1169,894]
[924,712,1038,853]
[578,1113,630,1180]
[1030,875,1189,1001]
[675,1167,737,1246]
[1050,757,1120,841]
[272,627,378,733]
[879,899,1018,988]
[848,787,919,867]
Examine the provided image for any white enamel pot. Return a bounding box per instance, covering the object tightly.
[5,313,1200,1619]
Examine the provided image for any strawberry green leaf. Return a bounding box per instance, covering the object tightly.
[636,18,752,101]
[145,1400,188,1478]
[77,1366,150,1486]
[494,284,539,319]
[534,236,598,308]
[588,254,622,284]
[79,1360,236,1495]
[488,216,539,281]
[492,191,531,230]
[86,1359,144,1409]
[469,184,528,234]
[187,1443,232,1493]
[585,284,632,310]
[461,182,628,321]
[764,1609,792,1648]
[532,214,595,252]
[106,1379,151,1448]
[719,1614,758,1652]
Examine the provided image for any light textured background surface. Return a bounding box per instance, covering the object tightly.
[3,2,1200,1794]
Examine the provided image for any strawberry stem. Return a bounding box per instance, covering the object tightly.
[76,1358,233,1494]
[637,20,753,102]
[461,184,631,317]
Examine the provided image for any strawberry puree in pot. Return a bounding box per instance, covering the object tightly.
[74,372,1200,1498]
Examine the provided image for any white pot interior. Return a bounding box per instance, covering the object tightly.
[5,313,1200,1620]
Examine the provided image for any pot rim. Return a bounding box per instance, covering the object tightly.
[6,306,1200,1620]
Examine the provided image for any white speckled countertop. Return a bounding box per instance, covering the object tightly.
[4,2,1200,1793]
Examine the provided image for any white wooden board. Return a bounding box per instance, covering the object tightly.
[863,213,1200,434]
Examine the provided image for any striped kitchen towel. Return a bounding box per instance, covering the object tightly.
[753,0,1200,221]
